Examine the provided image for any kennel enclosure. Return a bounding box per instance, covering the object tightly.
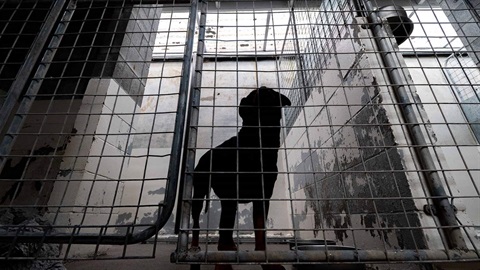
[0,0,479,268]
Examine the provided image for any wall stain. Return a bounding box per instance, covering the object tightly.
[115,212,133,235]
[148,187,165,195]
[288,49,427,249]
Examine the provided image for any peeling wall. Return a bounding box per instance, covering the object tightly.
[113,61,182,236]
[47,79,135,257]
[280,9,428,251]
[0,100,79,210]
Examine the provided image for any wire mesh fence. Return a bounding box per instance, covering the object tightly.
[0,0,193,261]
[174,0,480,268]
[0,0,479,268]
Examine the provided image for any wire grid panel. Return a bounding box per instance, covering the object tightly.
[0,0,193,260]
[175,0,480,266]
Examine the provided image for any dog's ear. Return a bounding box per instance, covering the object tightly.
[259,86,290,107]
[280,93,291,107]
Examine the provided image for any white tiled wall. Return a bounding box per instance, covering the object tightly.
[48,79,136,256]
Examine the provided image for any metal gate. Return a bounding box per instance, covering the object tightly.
[0,0,193,261]
[1,0,480,268]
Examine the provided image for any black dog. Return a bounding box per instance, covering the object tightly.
[191,86,290,270]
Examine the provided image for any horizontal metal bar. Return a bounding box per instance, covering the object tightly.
[173,249,480,264]
[3,0,191,4]
[0,231,138,245]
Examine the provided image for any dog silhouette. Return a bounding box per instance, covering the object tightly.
[191,86,290,270]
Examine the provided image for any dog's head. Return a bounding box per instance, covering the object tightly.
[239,86,291,126]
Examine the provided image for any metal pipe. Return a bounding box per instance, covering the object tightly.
[263,11,272,52]
[361,0,467,250]
[177,0,208,252]
[172,249,480,263]
[153,0,199,242]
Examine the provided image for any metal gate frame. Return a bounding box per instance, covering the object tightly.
[0,0,196,245]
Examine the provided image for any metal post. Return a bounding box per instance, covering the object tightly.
[177,0,208,252]
[361,0,467,250]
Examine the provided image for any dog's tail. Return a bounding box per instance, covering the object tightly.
[191,172,210,248]
[192,174,210,217]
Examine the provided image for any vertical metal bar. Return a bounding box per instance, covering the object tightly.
[0,0,71,177]
[161,0,199,234]
[263,11,272,52]
[361,0,468,250]
[177,0,207,252]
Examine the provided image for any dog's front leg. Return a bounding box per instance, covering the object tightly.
[252,200,269,251]
[218,200,238,251]
[253,201,286,270]
[215,200,237,270]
